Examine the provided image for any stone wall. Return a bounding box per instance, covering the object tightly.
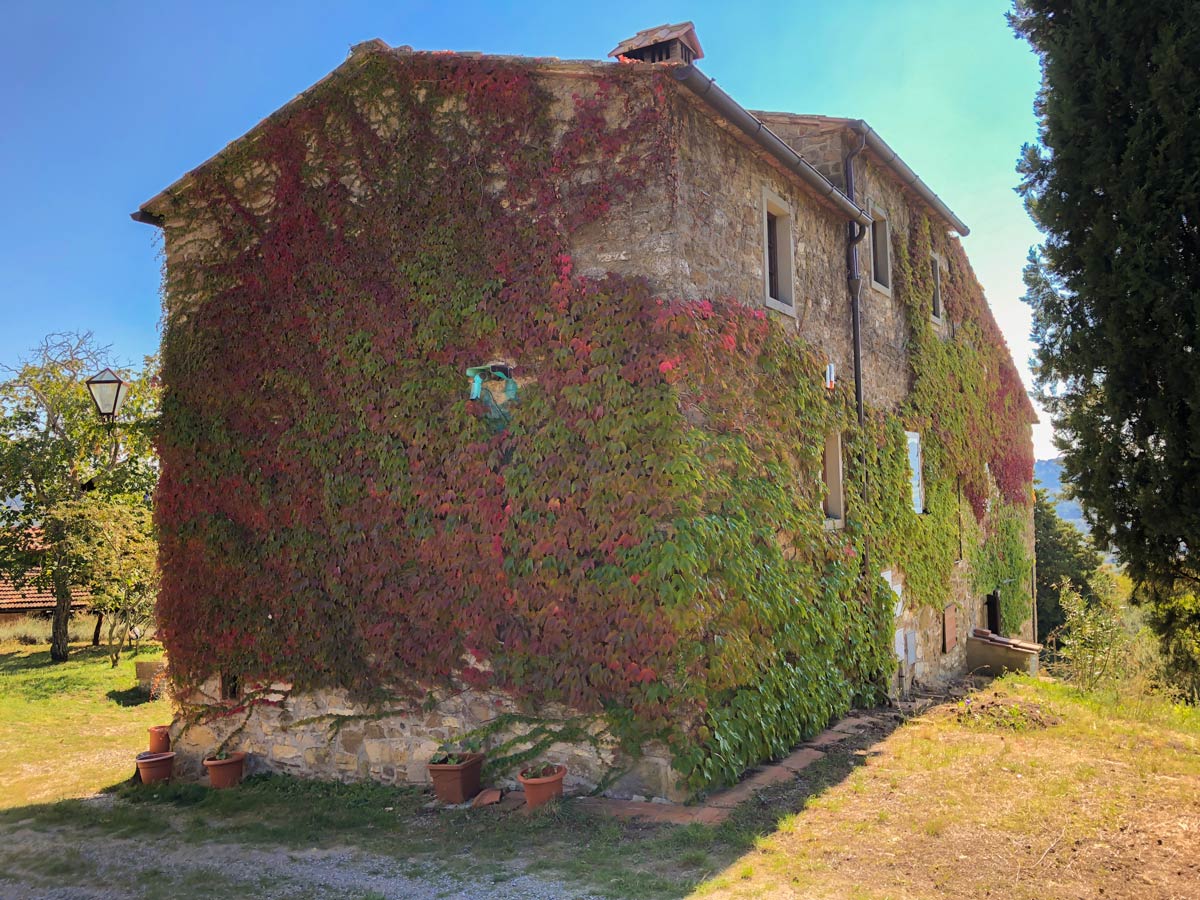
[668,92,860,405]
[171,676,687,802]
[668,99,923,414]
[752,112,847,187]
[888,561,979,696]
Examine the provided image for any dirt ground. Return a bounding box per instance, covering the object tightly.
[692,680,1200,900]
[0,805,600,900]
[2,649,1198,900]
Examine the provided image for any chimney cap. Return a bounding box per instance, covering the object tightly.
[608,21,703,61]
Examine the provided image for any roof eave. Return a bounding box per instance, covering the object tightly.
[670,66,871,228]
[850,119,970,237]
[131,38,396,227]
[132,50,871,232]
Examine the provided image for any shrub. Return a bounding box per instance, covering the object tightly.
[1048,578,1125,691]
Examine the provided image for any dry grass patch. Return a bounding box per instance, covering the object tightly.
[692,676,1200,900]
[0,639,169,808]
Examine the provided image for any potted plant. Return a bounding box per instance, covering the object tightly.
[135,751,175,785]
[517,761,566,809]
[427,740,485,804]
[203,750,247,789]
[147,725,171,754]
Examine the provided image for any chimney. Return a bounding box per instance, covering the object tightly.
[608,22,704,65]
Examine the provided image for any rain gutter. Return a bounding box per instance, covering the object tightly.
[670,66,872,229]
[847,119,970,236]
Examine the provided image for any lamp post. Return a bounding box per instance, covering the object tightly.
[85,368,130,421]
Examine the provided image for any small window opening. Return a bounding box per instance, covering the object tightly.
[467,364,519,433]
[766,213,780,301]
[930,255,943,320]
[871,209,891,290]
[822,431,845,526]
[956,477,964,560]
[762,189,794,313]
[905,430,925,514]
[626,40,694,64]
[219,672,241,702]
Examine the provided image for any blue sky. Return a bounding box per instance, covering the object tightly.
[0,0,1052,454]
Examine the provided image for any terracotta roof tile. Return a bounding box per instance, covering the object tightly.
[0,577,89,613]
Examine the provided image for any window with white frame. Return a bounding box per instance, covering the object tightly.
[930,254,943,321]
[870,203,891,292]
[762,187,795,314]
[822,431,845,526]
[905,430,925,514]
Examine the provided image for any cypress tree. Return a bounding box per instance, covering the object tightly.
[1012,1,1200,679]
[1033,488,1104,641]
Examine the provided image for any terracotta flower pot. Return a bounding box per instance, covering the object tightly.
[428,752,485,804]
[148,725,171,754]
[518,764,566,810]
[203,751,247,789]
[136,751,175,785]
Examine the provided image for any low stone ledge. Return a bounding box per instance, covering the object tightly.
[169,679,688,802]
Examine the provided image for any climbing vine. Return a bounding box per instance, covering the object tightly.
[879,212,1036,631]
[155,47,1034,794]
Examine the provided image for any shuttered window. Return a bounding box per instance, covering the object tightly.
[906,430,925,514]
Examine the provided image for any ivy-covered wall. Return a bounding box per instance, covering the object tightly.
[149,44,1035,794]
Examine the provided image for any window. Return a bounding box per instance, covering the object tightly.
[870,204,891,292]
[905,430,925,514]
[219,672,241,702]
[762,188,795,314]
[767,214,780,299]
[930,255,943,321]
[822,431,845,526]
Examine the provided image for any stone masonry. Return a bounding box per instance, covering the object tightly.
[171,675,687,802]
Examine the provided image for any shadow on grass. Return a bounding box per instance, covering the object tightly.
[106,685,153,707]
[0,706,922,900]
[0,642,110,672]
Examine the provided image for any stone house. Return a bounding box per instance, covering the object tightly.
[0,576,89,624]
[135,23,1037,800]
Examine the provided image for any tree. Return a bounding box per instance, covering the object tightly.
[1034,487,1104,640]
[59,498,157,666]
[1052,578,1125,691]
[0,334,157,661]
[1141,589,1200,702]
[1012,3,1200,681]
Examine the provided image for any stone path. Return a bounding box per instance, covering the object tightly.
[572,711,882,826]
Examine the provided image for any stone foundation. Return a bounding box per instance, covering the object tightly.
[169,678,687,802]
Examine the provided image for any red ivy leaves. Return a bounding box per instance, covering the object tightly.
[158,54,685,721]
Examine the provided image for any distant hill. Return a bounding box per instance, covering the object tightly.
[1035,457,1089,534]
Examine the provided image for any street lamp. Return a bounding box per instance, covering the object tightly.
[85,368,130,421]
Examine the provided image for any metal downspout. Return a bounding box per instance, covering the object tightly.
[845,126,869,429]
[846,120,970,237]
[670,66,873,229]
[845,127,871,578]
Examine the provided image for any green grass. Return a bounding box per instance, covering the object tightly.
[0,638,168,808]
[4,776,756,897]
[0,731,892,899]
[3,642,1198,899]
